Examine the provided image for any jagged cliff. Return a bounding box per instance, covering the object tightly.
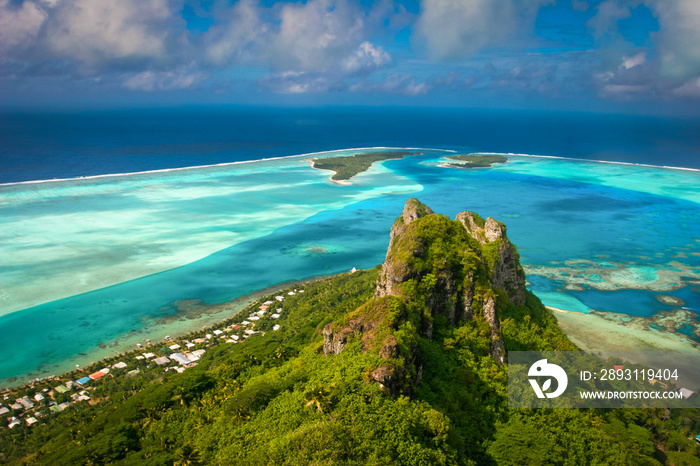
[323,198,530,393]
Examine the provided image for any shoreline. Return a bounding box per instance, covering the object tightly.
[545,305,578,314]
[486,152,700,173]
[306,158,352,185]
[0,146,452,187]
[0,274,334,390]
[6,147,698,188]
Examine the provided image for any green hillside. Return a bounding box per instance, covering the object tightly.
[2,199,698,465]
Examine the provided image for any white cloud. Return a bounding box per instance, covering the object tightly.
[0,0,47,53]
[257,70,337,94]
[203,0,268,66]
[415,0,553,60]
[582,1,700,100]
[342,41,391,75]
[672,78,700,98]
[203,0,389,76]
[257,40,391,94]
[269,0,365,71]
[621,52,646,69]
[122,66,207,92]
[645,0,700,79]
[44,0,178,66]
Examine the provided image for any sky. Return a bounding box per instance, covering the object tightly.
[1,0,699,114]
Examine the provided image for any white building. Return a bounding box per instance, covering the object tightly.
[170,353,194,366]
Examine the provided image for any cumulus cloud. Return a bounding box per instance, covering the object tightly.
[201,0,394,95]
[621,52,646,69]
[268,0,365,71]
[0,0,184,72]
[46,0,179,66]
[342,41,391,75]
[583,0,700,100]
[203,0,268,66]
[258,40,393,94]
[0,0,401,98]
[0,0,47,52]
[415,0,554,60]
[646,0,700,80]
[3,0,695,105]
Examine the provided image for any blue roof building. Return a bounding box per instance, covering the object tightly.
[76,377,90,385]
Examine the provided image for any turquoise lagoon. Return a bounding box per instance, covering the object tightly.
[1,149,699,385]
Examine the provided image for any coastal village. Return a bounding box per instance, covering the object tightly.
[0,284,306,431]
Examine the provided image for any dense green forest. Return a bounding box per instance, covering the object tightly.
[1,200,698,465]
[445,154,508,168]
[312,151,416,180]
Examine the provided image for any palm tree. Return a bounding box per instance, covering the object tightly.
[303,386,332,413]
[174,444,202,466]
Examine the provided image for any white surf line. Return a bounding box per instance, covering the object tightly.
[0,147,454,188]
[469,152,700,173]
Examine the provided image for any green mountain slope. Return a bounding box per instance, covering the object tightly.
[2,199,698,465]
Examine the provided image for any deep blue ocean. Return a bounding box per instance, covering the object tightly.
[2,107,699,183]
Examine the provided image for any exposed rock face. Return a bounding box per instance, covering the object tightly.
[483,296,505,364]
[490,239,527,306]
[463,270,475,321]
[484,217,503,243]
[323,320,362,356]
[458,211,526,306]
[375,198,433,298]
[456,212,486,243]
[392,198,434,240]
[370,366,396,395]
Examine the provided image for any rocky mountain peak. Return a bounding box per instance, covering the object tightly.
[323,198,526,374]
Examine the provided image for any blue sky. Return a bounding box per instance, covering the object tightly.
[1,0,699,114]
